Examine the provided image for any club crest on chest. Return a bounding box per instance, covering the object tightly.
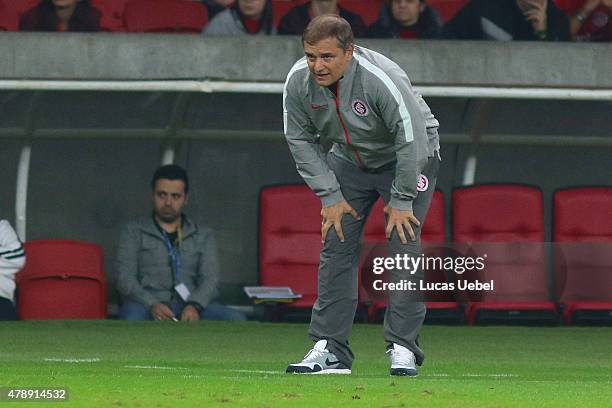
[351,99,369,117]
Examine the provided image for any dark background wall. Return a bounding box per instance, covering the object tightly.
[2,94,611,306]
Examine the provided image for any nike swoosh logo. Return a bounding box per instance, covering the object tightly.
[325,358,341,366]
[311,104,328,110]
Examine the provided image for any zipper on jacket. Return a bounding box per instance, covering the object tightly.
[334,82,364,167]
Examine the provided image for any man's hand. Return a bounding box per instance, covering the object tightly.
[583,0,608,12]
[581,0,612,12]
[321,200,360,243]
[384,205,420,244]
[520,0,548,32]
[151,303,175,321]
[181,305,200,322]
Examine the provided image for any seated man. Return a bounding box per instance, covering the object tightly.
[117,164,246,322]
[0,219,26,320]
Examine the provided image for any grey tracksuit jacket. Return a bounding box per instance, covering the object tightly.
[283,45,440,212]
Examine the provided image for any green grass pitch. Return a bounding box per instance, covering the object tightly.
[1,321,611,407]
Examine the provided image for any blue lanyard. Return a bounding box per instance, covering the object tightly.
[161,230,182,283]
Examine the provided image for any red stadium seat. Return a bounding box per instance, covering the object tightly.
[272,0,297,28]
[338,0,383,26]
[123,0,208,33]
[91,0,127,31]
[427,0,469,23]
[16,240,107,320]
[359,191,459,322]
[259,185,322,309]
[452,185,557,325]
[11,0,39,16]
[554,0,582,15]
[0,0,18,31]
[553,187,612,324]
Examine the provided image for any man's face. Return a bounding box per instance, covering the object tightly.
[239,0,267,19]
[391,0,424,26]
[152,179,188,224]
[304,37,353,87]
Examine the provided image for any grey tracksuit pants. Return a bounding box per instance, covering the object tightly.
[308,151,440,368]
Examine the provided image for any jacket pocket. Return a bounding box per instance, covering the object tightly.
[178,248,202,285]
[138,236,172,288]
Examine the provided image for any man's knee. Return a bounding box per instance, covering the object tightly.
[119,301,151,321]
[321,215,365,253]
[388,228,422,253]
[0,297,17,321]
[200,302,247,321]
[321,229,363,260]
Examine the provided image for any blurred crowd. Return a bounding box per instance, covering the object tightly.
[0,0,609,41]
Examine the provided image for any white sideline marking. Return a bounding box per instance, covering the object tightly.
[464,374,519,378]
[228,369,283,375]
[226,369,283,375]
[223,370,519,378]
[44,358,101,363]
[124,365,187,370]
[421,373,519,379]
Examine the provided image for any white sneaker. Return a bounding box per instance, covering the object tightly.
[286,340,351,374]
[387,343,418,376]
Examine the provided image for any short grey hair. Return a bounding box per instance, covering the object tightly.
[302,14,354,51]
